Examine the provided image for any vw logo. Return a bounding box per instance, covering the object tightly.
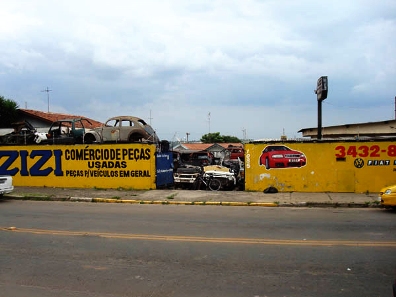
[354,158,364,168]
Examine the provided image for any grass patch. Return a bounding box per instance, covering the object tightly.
[116,187,139,191]
[93,187,107,191]
[166,193,177,200]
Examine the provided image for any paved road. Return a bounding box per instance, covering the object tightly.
[1,201,395,297]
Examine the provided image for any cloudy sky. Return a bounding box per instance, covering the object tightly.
[1,0,395,141]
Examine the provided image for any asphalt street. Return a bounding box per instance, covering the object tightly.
[1,201,395,297]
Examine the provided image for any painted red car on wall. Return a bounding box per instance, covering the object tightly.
[259,145,306,169]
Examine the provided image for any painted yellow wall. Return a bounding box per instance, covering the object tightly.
[245,141,396,193]
[0,144,156,189]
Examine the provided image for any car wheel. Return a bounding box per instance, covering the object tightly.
[265,158,270,170]
[84,134,96,144]
[129,134,143,142]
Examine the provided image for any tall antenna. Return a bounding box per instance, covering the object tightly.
[208,112,211,134]
[149,109,153,125]
[41,87,52,113]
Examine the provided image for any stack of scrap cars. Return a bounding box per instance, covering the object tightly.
[43,116,159,145]
[172,150,244,191]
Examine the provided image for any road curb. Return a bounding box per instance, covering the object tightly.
[2,194,382,208]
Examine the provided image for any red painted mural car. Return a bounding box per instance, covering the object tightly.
[259,145,306,170]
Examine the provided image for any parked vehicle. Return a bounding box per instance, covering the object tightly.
[93,116,159,144]
[41,118,101,144]
[0,175,14,196]
[173,165,201,189]
[378,184,396,208]
[259,145,306,170]
[226,145,244,160]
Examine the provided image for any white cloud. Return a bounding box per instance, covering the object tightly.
[0,0,395,140]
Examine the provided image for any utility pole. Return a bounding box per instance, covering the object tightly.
[41,87,52,113]
[186,132,190,142]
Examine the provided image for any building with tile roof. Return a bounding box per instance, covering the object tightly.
[172,142,244,163]
[16,109,104,130]
[172,142,243,152]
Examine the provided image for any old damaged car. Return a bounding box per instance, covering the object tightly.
[378,184,396,208]
[0,120,42,145]
[41,118,101,144]
[203,165,237,190]
[94,116,159,144]
[259,145,306,170]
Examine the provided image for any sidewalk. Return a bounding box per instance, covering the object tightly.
[3,186,382,208]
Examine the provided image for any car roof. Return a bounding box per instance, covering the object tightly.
[54,118,86,122]
[106,116,144,122]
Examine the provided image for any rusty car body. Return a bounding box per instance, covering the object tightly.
[43,118,101,144]
[0,120,41,145]
[93,116,159,144]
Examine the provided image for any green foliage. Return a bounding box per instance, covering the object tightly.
[201,132,241,143]
[0,95,19,128]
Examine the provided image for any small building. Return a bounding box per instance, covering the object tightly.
[299,119,396,139]
[16,109,103,131]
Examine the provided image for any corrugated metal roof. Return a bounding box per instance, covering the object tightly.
[172,142,244,152]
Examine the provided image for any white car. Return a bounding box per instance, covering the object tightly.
[0,175,14,196]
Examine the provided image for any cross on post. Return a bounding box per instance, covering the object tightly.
[41,87,52,113]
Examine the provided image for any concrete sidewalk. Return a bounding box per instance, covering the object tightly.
[3,186,382,208]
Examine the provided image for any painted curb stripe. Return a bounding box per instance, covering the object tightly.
[91,198,278,206]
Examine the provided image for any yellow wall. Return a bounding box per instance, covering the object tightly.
[245,141,396,193]
[0,144,156,189]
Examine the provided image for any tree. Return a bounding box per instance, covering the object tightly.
[201,132,241,143]
[0,95,19,128]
